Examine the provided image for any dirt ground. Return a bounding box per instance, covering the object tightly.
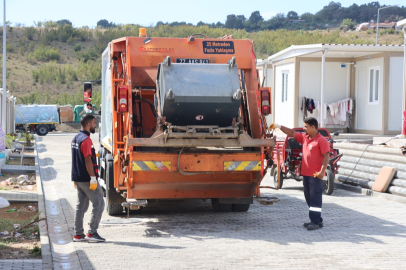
[0,173,37,192]
[56,122,82,133]
[0,203,41,259]
[57,117,100,133]
[6,158,35,166]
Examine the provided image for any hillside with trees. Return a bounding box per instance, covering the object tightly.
[0,1,404,107]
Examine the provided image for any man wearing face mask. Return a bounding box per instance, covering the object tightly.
[71,114,106,242]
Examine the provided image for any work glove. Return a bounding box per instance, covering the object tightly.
[73,182,77,189]
[269,123,282,130]
[89,176,98,191]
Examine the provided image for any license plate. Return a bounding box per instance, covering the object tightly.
[176,58,209,64]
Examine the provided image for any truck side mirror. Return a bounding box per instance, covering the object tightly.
[83,82,92,103]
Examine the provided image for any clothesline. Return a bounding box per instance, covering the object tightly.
[301,96,354,126]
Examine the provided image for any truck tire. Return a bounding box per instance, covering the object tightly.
[231,203,250,212]
[211,199,232,212]
[273,169,284,189]
[36,124,49,136]
[323,169,335,195]
[105,156,124,215]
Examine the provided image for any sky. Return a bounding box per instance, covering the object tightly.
[4,0,403,28]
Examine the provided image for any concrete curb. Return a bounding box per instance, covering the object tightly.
[335,182,406,205]
[34,136,53,270]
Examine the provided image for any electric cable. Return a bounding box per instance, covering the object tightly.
[342,136,401,183]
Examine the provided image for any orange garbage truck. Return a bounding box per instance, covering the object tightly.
[96,29,275,215]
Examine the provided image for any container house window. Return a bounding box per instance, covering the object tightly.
[281,72,288,102]
[369,67,379,104]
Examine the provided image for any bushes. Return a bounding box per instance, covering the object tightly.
[31,59,100,86]
[20,89,88,108]
[76,60,101,81]
[26,46,61,62]
[18,92,51,105]
[73,44,82,52]
[32,61,77,84]
[23,27,37,40]
[6,43,14,53]
[75,48,99,62]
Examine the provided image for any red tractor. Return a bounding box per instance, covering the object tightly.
[271,128,342,195]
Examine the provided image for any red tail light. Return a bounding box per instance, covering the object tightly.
[119,86,128,112]
[260,87,271,115]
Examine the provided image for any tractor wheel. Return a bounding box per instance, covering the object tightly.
[273,169,284,189]
[323,169,335,195]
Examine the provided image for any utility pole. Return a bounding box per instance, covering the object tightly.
[376,5,398,45]
[2,0,6,132]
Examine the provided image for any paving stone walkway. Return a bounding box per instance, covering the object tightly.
[0,259,42,270]
[37,133,406,269]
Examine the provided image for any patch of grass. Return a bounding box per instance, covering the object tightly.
[29,245,41,257]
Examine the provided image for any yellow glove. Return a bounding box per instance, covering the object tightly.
[269,123,281,130]
[73,182,77,189]
[89,177,98,191]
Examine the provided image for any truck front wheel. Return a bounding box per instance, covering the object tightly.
[36,124,49,136]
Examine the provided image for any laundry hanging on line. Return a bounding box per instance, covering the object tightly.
[324,98,354,126]
[301,97,318,121]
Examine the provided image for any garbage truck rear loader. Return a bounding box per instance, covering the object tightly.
[97,32,275,215]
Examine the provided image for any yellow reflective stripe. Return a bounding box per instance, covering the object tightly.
[235,161,251,171]
[144,161,160,171]
[224,161,234,170]
[253,162,261,170]
[132,162,143,171]
[162,161,171,170]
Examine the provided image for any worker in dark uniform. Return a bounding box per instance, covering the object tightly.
[270,117,330,230]
[71,114,106,242]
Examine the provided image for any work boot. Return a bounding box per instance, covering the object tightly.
[306,222,321,230]
[303,222,323,228]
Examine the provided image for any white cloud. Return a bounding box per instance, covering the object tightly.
[262,11,279,20]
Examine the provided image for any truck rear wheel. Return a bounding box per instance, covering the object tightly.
[211,199,232,212]
[231,203,250,212]
[36,124,49,136]
[106,156,125,215]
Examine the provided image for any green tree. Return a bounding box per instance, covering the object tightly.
[287,11,299,20]
[341,18,355,29]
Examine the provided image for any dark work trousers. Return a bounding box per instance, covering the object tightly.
[302,176,323,224]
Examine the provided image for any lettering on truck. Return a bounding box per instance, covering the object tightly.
[203,41,235,54]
